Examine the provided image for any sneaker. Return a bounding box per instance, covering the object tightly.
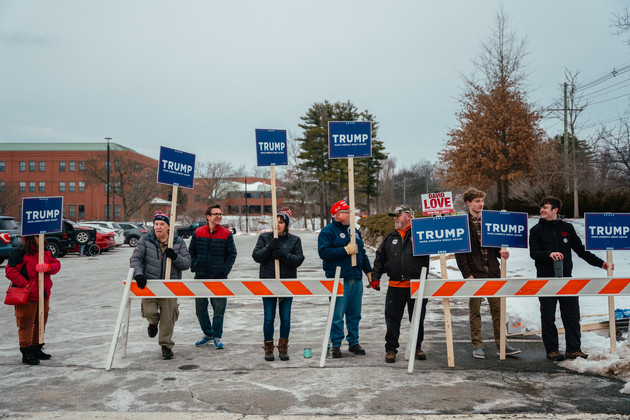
[148,323,158,338]
[348,344,366,355]
[498,345,522,356]
[565,351,588,360]
[385,351,396,363]
[415,348,427,360]
[546,351,566,362]
[213,338,224,349]
[472,346,485,359]
[195,336,213,347]
[332,347,342,358]
[161,346,173,360]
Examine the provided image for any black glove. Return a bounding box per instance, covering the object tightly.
[165,248,177,260]
[268,238,281,251]
[134,274,148,289]
[271,248,285,259]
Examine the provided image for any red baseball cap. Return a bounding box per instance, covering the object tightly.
[330,200,350,215]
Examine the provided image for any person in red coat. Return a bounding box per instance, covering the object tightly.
[5,235,60,365]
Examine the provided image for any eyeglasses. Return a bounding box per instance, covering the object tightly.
[211,213,222,216]
[338,210,350,214]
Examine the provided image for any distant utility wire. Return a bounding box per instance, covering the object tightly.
[575,63,630,92]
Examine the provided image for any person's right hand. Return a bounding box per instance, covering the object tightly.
[344,243,358,255]
[268,238,281,250]
[134,274,148,289]
[549,252,564,261]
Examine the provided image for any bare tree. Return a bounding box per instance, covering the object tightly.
[594,119,630,191]
[376,157,396,214]
[195,160,242,202]
[0,182,21,215]
[613,7,630,45]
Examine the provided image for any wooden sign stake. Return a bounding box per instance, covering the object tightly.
[607,250,616,353]
[270,166,280,279]
[499,247,507,360]
[348,157,357,267]
[441,253,455,367]
[164,185,178,280]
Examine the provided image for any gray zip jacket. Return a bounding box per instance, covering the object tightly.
[130,230,191,279]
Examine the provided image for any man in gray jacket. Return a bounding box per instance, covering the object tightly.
[130,211,191,359]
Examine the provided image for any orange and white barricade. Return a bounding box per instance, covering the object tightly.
[106,267,342,370]
[406,273,630,373]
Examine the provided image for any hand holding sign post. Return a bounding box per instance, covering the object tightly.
[22,196,63,344]
[256,129,288,279]
[157,147,196,280]
[329,121,372,267]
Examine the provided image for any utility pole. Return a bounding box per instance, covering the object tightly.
[105,137,111,221]
[563,82,569,194]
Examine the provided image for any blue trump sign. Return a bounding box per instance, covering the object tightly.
[157,146,196,189]
[255,129,288,166]
[585,213,630,250]
[481,210,528,248]
[411,215,471,256]
[22,196,63,236]
[328,121,372,159]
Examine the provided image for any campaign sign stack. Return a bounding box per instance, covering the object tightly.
[480,210,528,249]
[157,146,196,189]
[21,196,63,236]
[255,129,288,166]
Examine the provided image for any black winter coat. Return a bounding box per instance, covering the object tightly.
[252,232,305,279]
[455,215,502,279]
[371,229,429,282]
[529,218,604,277]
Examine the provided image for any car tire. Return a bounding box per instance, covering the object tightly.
[74,230,90,245]
[0,257,5,265]
[128,236,139,247]
[58,250,67,258]
[88,244,100,256]
[46,242,60,258]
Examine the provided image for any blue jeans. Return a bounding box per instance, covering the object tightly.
[330,278,363,347]
[195,297,226,339]
[262,297,293,341]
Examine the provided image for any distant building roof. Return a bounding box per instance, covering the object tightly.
[224,180,272,192]
[150,197,172,205]
[0,142,135,152]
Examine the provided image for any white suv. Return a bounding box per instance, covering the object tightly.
[81,221,125,246]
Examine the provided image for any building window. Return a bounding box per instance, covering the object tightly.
[0,181,4,192]
[19,182,26,192]
[115,161,121,171]
[19,161,26,172]
[69,182,75,192]
[78,182,85,192]
[264,205,272,214]
[230,192,240,198]
[29,161,36,172]
[59,161,66,172]
[78,161,84,171]
[68,205,76,219]
[69,161,76,171]
[114,205,121,219]
[29,181,35,192]
[39,161,45,172]
[104,205,110,219]
[61,206,65,218]
[59,181,66,192]
[78,205,85,218]
[39,182,45,192]
[0,161,5,172]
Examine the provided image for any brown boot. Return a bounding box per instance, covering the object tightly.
[278,338,289,361]
[263,341,274,361]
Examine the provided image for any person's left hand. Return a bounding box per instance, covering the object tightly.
[165,248,177,260]
[499,250,510,260]
[35,263,50,273]
[603,262,615,272]
[271,249,284,259]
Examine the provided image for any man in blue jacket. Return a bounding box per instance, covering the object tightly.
[190,204,237,350]
[318,200,372,358]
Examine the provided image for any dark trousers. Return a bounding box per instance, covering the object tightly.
[539,296,582,354]
[385,286,428,353]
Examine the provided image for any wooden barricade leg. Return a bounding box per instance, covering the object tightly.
[499,247,507,360]
[607,250,616,353]
[105,269,134,371]
[122,295,132,358]
[407,268,427,374]
[440,254,455,367]
[320,267,342,368]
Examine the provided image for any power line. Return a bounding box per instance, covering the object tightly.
[588,92,630,106]
[576,64,630,92]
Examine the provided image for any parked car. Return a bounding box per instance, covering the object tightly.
[66,225,100,256]
[44,219,93,258]
[0,216,22,265]
[70,225,116,254]
[117,222,148,247]
[81,221,125,246]
[176,221,236,239]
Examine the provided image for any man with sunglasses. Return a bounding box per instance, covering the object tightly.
[190,204,237,350]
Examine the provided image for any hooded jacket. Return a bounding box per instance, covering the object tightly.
[130,229,190,280]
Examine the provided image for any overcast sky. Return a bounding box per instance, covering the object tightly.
[1,1,629,173]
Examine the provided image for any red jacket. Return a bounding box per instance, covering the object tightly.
[5,247,60,301]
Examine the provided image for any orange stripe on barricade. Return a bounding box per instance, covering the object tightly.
[203,281,235,296]
[165,282,195,296]
[599,278,630,295]
[433,281,465,297]
[410,282,420,296]
[281,281,313,296]
[473,280,507,297]
[557,279,590,295]
[515,280,548,295]
[244,281,273,295]
[321,280,343,294]
[129,283,156,297]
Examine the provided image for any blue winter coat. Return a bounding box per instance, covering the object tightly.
[318,220,372,280]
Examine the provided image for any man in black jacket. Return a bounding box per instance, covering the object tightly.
[530,197,613,361]
[371,205,430,364]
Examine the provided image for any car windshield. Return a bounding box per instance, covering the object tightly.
[0,219,18,230]
[113,223,123,229]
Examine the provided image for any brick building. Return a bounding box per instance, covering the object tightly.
[0,142,158,221]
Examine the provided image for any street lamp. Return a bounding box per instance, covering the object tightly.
[105,137,111,221]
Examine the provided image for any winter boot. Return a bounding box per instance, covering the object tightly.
[33,343,51,360]
[20,347,39,365]
[263,341,274,361]
[278,338,289,361]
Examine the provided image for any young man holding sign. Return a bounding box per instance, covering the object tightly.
[455,188,521,359]
[318,200,372,358]
[530,197,613,361]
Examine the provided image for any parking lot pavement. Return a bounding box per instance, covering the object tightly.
[0,230,629,416]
